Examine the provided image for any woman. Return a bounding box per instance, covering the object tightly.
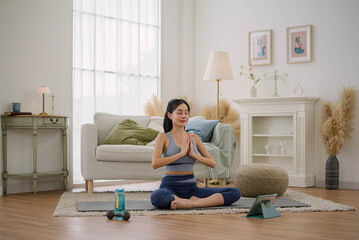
[150,99,241,209]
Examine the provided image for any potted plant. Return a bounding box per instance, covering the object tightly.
[240,64,261,98]
[320,87,356,189]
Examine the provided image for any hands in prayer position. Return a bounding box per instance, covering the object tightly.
[180,133,196,158]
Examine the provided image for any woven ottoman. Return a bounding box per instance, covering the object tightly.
[234,163,288,197]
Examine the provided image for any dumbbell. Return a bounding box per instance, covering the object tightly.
[106,210,131,221]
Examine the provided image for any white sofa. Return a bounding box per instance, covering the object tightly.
[81,113,237,193]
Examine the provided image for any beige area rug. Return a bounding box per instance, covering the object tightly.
[54,182,356,217]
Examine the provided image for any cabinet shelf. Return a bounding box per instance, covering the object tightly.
[252,134,293,137]
[234,96,319,187]
[253,154,293,158]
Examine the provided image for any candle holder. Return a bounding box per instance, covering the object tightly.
[264,70,288,97]
[50,94,55,115]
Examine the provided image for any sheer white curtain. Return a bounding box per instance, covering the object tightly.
[72,0,161,183]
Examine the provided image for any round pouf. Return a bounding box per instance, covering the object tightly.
[234,163,288,197]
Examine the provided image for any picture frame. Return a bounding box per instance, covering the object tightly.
[248,29,272,65]
[287,25,312,63]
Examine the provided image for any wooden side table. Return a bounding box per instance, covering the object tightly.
[1,115,68,194]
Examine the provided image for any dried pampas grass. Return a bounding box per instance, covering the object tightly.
[321,87,356,156]
[200,99,240,139]
[180,96,193,114]
[144,96,194,117]
[321,103,345,156]
[340,87,356,138]
[144,95,164,117]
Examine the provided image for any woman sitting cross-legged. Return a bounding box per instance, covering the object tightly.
[150,98,241,209]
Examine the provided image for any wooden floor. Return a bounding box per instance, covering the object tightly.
[0,184,359,240]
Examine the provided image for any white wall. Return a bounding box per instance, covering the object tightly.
[161,0,195,105]
[0,0,72,194]
[194,0,359,188]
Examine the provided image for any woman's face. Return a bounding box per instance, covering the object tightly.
[168,103,189,128]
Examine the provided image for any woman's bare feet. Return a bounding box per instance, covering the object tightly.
[189,196,200,201]
[170,193,224,209]
[171,198,192,209]
[170,195,194,209]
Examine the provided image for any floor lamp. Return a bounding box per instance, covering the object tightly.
[203,52,234,119]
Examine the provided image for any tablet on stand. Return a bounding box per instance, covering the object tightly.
[245,194,280,219]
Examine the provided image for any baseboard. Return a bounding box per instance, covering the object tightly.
[6,179,64,194]
[315,180,359,189]
[288,175,314,187]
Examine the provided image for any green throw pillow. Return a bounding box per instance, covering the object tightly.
[185,119,219,142]
[102,119,160,145]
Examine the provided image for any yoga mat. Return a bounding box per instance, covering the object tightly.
[76,198,310,212]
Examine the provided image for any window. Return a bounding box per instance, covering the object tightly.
[72,0,161,183]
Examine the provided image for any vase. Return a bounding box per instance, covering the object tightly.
[325,155,339,190]
[250,86,257,98]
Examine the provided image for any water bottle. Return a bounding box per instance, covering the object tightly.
[115,189,125,220]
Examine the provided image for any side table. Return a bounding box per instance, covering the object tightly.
[1,115,68,194]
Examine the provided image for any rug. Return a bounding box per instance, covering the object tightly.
[53,189,356,217]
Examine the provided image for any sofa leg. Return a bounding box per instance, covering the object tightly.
[86,180,94,194]
[218,179,226,187]
[204,179,209,188]
[204,178,226,187]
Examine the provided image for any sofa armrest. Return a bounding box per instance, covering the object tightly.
[81,123,99,180]
[207,123,237,179]
[210,123,233,147]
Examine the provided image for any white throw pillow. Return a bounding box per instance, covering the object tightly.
[146,121,164,146]
[148,121,164,133]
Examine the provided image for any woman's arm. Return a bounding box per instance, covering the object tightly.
[151,133,191,169]
[188,134,216,168]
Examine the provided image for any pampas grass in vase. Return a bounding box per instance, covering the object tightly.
[144,95,164,117]
[321,87,356,189]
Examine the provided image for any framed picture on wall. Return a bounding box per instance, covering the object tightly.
[248,29,272,65]
[287,25,312,63]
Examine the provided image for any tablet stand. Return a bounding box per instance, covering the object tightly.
[247,200,281,219]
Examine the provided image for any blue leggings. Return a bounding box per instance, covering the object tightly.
[150,174,241,209]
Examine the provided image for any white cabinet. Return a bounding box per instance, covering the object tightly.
[233,97,318,187]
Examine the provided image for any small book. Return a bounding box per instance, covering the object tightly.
[5,112,32,116]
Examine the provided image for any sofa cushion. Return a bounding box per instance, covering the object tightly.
[102,119,159,145]
[94,113,151,144]
[149,116,165,126]
[185,119,220,142]
[96,145,154,162]
[148,120,164,133]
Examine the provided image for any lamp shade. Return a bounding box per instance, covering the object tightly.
[203,52,234,81]
[37,85,51,94]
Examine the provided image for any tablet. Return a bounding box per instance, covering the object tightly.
[246,194,278,218]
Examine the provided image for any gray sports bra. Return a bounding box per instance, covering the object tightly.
[163,132,199,172]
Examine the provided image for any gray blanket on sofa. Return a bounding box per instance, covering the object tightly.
[204,123,237,179]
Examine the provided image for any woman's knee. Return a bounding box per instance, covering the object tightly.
[150,189,174,209]
[223,187,241,205]
[232,187,241,201]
